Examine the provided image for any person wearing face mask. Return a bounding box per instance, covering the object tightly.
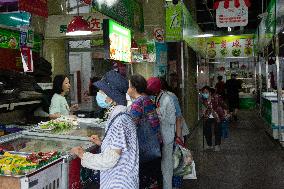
[49,75,78,119]
[127,74,162,189]
[147,77,180,189]
[70,70,139,189]
[201,86,228,151]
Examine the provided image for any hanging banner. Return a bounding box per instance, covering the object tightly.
[206,35,254,59]
[154,42,167,77]
[21,47,33,72]
[19,0,48,18]
[20,27,34,48]
[165,1,182,41]
[216,0,248,28]
[256,0,276,52]
[182,3,206,56]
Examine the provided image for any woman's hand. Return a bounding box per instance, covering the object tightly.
[70,104,79,112]
[90,135,102,146]
[70,146,85,158]
[49,113,61,120]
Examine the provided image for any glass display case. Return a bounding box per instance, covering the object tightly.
[0,133,98,189]
[22,123,105,141]
[0,134,93,153]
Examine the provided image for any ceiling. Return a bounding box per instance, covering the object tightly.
[196,0,270,34]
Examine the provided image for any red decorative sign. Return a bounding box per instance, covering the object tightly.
[215,0,249,28]
[19,0,48,18]
[20,47,33,72]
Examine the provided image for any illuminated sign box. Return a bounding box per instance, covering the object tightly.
[103,19,131,63]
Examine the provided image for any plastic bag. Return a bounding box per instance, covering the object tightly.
[173,142,193,176]
[183,161,197,179]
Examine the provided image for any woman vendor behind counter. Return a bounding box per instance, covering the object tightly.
[49,75,78,119]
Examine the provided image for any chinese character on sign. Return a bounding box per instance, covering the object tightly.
[210,41,215,48]
[221,40,227,48]
[60,25,67,33]
[232,40,241,48]
[245,38,252,48]
[90,18,101,31]
[170,10,180,29]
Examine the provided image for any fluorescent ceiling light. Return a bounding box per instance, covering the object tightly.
[194,34,214,38]
[66,31,92,36]
[10,16,29,23]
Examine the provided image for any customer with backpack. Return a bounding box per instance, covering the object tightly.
[127,74,162,189]
[147,77,181,189]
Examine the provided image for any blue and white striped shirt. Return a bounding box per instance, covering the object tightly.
[100,105,139,189]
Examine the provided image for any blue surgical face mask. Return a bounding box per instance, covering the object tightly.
[96,92,111,109]
[202,93,209,99]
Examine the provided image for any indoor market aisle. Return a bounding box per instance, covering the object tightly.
[183,110,284,189]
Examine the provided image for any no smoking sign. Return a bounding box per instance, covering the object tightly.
[154,28,164,42]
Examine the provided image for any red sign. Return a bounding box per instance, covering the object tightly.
[20,47,33,72]
[19,0,48,18]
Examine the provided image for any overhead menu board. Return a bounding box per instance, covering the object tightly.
[206,35,254,59]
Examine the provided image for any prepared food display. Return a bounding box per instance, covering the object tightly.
[0,151,59,176]
[36,116,78,133]
[0,136,92,153]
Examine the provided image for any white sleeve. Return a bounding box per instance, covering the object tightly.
[81,148,120,171]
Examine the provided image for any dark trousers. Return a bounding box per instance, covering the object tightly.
[203,118,222,146]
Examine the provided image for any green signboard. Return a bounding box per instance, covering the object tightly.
[256,0,276,52]
[108,19,131,63]
[165,2,182,41]
[92,0,144,32]
[0,28,41,52]
[0,28,20,49]
[182,3,206,56]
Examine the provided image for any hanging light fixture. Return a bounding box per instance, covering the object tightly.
[66,0,92,36]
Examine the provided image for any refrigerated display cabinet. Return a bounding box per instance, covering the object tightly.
[0,133,97,189]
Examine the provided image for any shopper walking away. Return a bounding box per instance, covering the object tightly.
[215,75,226,100]
[71,70,139,189]
[127,74,162,189]
[49,75,78,119]
[201,86,228,151]
[147,77,181,189]
[225,73,242,121]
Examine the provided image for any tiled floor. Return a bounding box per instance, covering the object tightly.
[182,110,284,189]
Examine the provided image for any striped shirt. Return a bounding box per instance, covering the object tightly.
[128,95,160,135]
[100,105,139,189]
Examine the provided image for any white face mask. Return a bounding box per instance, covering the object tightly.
[126,93,133,107]
[126,93,134,101]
